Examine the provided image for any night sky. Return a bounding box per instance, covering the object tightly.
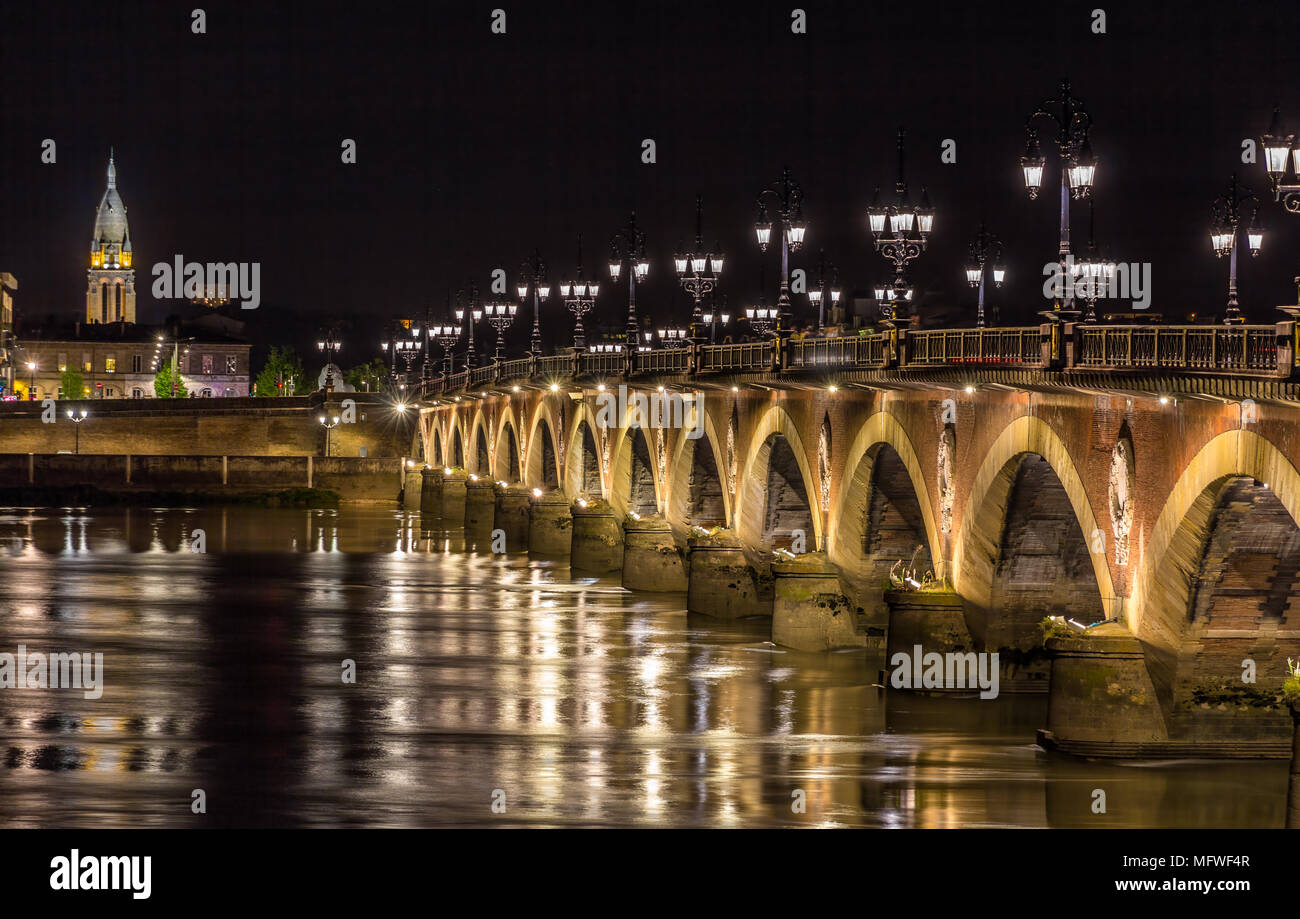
[2,0,1299,364]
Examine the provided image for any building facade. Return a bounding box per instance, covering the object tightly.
[12,152,252,399]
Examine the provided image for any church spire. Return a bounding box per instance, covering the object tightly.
[107,148,117,189]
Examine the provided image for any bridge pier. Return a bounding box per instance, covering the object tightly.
[402,465,423,512]
[771,552,869,650]
[569,499,623,573]
[528,490,572,556]
[419,467,442,518]
[686,529,768,619]
[464,476,496,532]
[622,516,687,592]
[493,483,531,552]
[440,469,467,521]
[1037,625,1169,756]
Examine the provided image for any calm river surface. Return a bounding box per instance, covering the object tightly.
[0,506,1285,828]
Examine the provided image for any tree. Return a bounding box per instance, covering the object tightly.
[254,346,306,397]
[60,367,84,400]
[154,358,189,398]
[345,359,389,393]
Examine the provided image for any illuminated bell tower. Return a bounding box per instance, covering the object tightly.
[86,150,136,324]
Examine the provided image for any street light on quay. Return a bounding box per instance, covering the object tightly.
[66,407,88,454]
[964,223,1007,328]
[483,300,518,363]
[318,412,340,457]
[806,250,841,333]
[516,250,550,356]
[866,127,934,326]
[1019,78,1096,319]
[675,195,725,342]
[1210,174,1264,325]
[754,167,807,334]
[383,323,423,383]
[609,214,649,353]
[316,328,342,392]
[560,236,599,351]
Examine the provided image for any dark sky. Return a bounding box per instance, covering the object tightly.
[3,0,1299,363]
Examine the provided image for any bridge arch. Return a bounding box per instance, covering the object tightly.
[494,406,521,483]
[431,427,443,466]
[735,404,821,551]
[828,410,940,585]
[468,410,491,475]
[564,400,605,499]
[609,419,662,517]
[1132,429,1300,697]
[951,414,1116,650]
[667,406,731,536]
[525,400,561,489]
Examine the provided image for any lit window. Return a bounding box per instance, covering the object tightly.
[57,353,67,372]
[225,355,237,374]
[202,354,214,374]
[82,353,92,372]
[105,356,116,372]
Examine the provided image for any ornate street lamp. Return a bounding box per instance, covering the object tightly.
[964,224,1007,328]
[383,323,423,382]
[1261,107,1300,215]
[1020,79,1096,319]
[657,327,689,348]
[66,407,88,454]
[866,127,934,325]
[517,250,550,356]
[1210,174,1264,324]
[609,214,649,353]
[430,323,461,377]
[483,300,518,363]
[701,304,732,343]
[453,287,484,370]
[807,250,841,333]
[560,236,599,350]
[676,195,725,342]
[755,167,807,333]
[316,328,342,392]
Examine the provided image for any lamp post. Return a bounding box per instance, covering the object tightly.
[383,323,423,383]
[25,361,35,399]
[316,328,342,392]
[1261,107,1300,215]
[866,127,935,326]
[430,324,460,377]
[806,250,841,333]
[701,304,731,343]
[609,214,649,353]
[754,167,807,334]
[453,288,484,370]
[483,301,518,363]
[318,412,340,457]
[964,223,1007,328]
[675,195,725,343]
[1210,174,1264,325]
[152,334,194,398]
[657,327,689,348]
[560,236,599,351]
[66,408,87,454]
[517,251,550,356]
[1073,203,1116,324]
[1019,79,1096,319]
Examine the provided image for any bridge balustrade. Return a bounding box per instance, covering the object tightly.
[903,327,1043,367]
[499,358,531,381]
[580,352,625,376]
[637,348,691,374]
[697,342,774,372]
[1076,325,1280,374]
[536,354,574,378]
[786,334,890,368]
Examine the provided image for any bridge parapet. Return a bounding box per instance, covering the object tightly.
[416,321,1298,397]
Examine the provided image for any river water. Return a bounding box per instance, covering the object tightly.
[0,506,1285,828]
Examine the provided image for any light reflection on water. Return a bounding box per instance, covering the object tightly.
[0,506,1286,828]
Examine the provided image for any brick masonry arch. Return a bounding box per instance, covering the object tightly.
[951,414,1116,648]
[563,399,606,499]
[666,405,731,540]
[523,397,562,488]
[735,404,821,551]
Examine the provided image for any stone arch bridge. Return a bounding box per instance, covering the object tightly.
[411,322,1300,758]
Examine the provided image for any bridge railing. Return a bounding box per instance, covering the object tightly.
[697,341,775,372]
[1075,325,1280,374]
[902,327,1044,368]
[417,320,1296,395]
[786,333,890,368]
[638,347,691,374]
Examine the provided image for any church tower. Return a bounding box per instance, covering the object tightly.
[86,151,137,324]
